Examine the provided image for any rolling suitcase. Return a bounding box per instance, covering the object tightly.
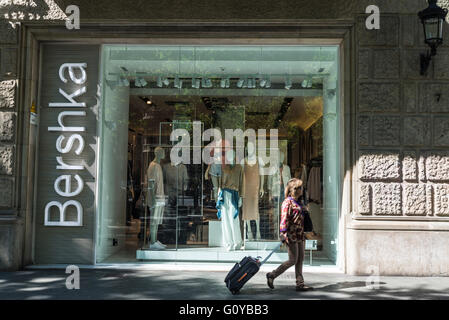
[224,242,282,295]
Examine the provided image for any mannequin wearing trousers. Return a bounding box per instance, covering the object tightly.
[216,149,243,251]
[146,147,166,250]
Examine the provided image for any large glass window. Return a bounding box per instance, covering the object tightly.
[96,45,339,265]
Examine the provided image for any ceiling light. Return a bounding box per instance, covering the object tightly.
[265,78,271,88]
[135,77,147,87]
[174,76,182,89]
[192,78,200,89]
[202,78,212,88]
[119,76,129,87]
[307,78,313,88]
[301,79,308,88]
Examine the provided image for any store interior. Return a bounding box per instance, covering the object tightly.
[97,45,339,265]
[103,93,327,263]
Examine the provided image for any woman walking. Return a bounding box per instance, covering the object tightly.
[266,178,313,291]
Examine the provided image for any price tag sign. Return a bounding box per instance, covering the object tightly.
[305,240,317,251]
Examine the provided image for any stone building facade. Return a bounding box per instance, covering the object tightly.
[0,0,449,275]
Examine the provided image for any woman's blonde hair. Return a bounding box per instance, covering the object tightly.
[284,178,303,199]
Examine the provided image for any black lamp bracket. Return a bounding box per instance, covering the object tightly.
[420,50,432,76]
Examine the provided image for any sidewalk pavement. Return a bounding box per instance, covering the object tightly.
[1,265,449,300]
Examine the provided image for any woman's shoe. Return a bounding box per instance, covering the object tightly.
[266,273,274,289]
[296,285,314,291]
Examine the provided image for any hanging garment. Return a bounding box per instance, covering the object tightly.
[307,166,321,203]
[163,163,189,195]
[300,164,308,186]
[242,160,260,221]
[268,164,291,198]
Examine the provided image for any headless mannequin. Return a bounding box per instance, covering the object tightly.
[243,142,264,240]
[205,157,221,202]
[147,147,166,248]
[219,149,243,251]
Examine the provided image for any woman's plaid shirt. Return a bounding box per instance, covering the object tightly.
[279,197,305,242]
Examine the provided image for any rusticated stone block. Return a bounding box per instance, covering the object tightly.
[358,49,371,79]
[0,21,18,44]
[0,112,15,141]
[373,116,401,146]
[359,183,371,215]
[403,82,417,113]
[358,83,400,112]
[426,152,449,181]
[434,185,449,216]
[373,49,400,79]
[418,155,426,182]
[434,50,449,79]
[0,178,12,207]
[373,183,402,215]
[359,152,401,181]
[357,116,370,146]
[404,116,430,146]
[433,117,449,147]
[401,15,417,46]
[403,184,426,216]
[1,47,17,76]
[357,16,399,47]
[0,80,15,109]
[426,184,433,216]
[419,83,449,113]
[0,145,14,175]
[403,152,417,181]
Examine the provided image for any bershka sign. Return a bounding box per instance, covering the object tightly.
[35,44,98,263]
[44,63,87,226]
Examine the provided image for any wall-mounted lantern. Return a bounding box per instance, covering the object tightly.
[418,0,448,75]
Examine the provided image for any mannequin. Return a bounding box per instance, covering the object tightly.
[147,147,166,250]
[267,151,291,238]
[216,149,243,251]
[242,141,264,240]
[163,158,189,206]
[205,149,222,202]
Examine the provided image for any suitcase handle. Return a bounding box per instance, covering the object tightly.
[260,242,283,266]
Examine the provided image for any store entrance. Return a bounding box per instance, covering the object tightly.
[96,45,340,265]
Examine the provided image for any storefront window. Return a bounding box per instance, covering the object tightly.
[96,45,339,265]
